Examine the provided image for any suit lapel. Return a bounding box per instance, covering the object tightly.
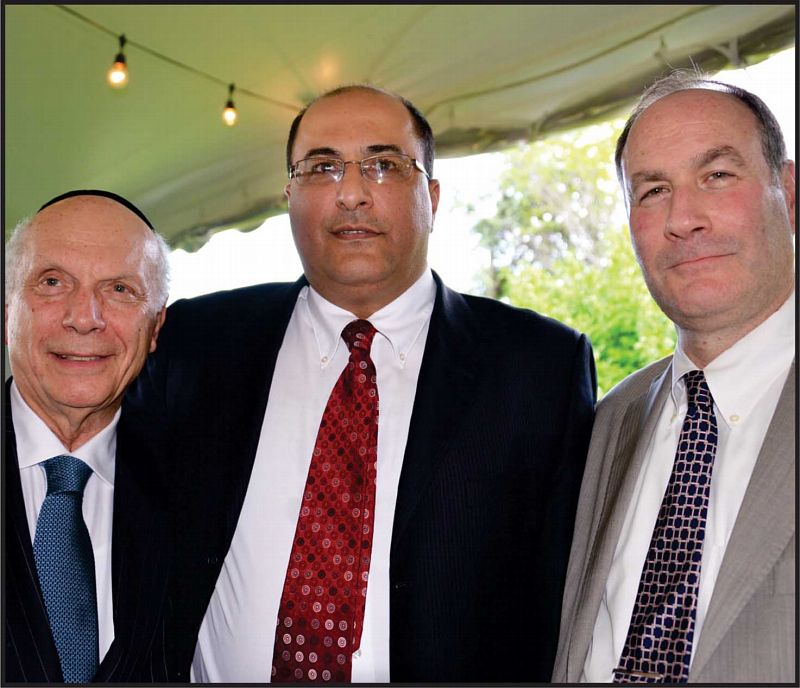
[3,381,63,682]
[94,433,172,681]
[690,362,796,678]
[567,364,672,680]
[390,276,481,547]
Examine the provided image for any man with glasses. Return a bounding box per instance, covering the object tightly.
[125,85,596,682]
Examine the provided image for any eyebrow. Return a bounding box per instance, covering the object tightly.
[691,145,746,169]
[628,145,748,190]
[301,144,405,159]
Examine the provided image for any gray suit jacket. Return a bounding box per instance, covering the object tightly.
[553,357,795,683]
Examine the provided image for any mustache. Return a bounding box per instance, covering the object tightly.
[655,238,739,270]
[325,212,384,233]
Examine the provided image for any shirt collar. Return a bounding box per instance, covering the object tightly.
[10,380,118,486]
[671,291,795,428]
[300,269,437,368]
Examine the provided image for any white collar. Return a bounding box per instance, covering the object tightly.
[671,291,795,428]
[10,380,118,486]
[300,269,436,369]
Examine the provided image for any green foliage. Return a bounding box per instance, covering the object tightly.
[470,122,676,396]
[503,227,676,396]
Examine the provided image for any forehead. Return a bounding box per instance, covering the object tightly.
[625,89,761,164]
[26,196,151,271]
[293,90,420,157]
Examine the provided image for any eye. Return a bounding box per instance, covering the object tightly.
[104,281,141,302]
[36,275,66,292]
[308,158,341,175]
[374,156,401,172]
[707,171,733,182]
[638,186,668,204]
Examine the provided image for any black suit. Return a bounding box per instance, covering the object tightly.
[3,380,172,683]
[124,273,596,682]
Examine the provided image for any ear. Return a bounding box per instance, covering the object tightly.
[149,307,167,353]
[284,182,292,205]
[428,178,441,221]
[780,160,796,233]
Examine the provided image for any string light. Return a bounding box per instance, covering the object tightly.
[106,34,128,88]
[56,6,300,122]
[222,83,238,126]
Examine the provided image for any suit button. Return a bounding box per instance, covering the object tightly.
[393,581,411,590]
[207,555,220,566]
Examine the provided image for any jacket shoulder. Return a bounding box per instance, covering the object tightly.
[456,289,588,346]
[599,355,672,412]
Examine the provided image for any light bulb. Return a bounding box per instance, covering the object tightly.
[222,103,238,126]
[107,56,128,88]
[222,84,238,126]
[107,35,128,89]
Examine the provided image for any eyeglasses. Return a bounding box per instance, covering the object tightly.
[289,153,430,186]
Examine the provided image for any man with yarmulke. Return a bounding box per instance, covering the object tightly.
[4,191,173,682]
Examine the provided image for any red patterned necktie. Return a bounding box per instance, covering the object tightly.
[272,319,379,683]
[613,370,718,683]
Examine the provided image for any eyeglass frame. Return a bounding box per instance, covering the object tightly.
[288,153,431,185]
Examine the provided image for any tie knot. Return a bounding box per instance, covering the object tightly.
[684,369,713,411]
[43,455,93,495]
[342,319,377,354]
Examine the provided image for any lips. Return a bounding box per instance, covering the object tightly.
[331,224,380,237]
[51,352,110,362]
[669,253,731,269]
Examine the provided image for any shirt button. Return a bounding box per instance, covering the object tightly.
[399,353,406,361]
[321,356,328,364]
[729,413,741,424]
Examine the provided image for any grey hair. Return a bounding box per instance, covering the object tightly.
[4,215,171,313]
[615,68,788,185]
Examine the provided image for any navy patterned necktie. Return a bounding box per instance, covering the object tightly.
[614,370,718,683]
[33,455,99,683]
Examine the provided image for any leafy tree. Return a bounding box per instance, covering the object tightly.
[468,122,676,395]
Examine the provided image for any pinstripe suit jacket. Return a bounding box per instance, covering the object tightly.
[553,357,796,683]
[123,272,597,682]
[3,380,172,683]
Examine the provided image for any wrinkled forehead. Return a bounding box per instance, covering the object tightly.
[629,89,758,146]
[293,89,419,158]
[28,196,154,264]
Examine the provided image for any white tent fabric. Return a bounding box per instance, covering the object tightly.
[4,4,795,249]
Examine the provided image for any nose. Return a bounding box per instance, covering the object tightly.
[62,287,106,334]
[336,161,373,211]
[664,186,710,240]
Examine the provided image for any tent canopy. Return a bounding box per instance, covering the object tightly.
[4,4,795,249]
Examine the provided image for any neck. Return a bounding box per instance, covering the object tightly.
[312,267,427,319]
[678,287,792,368]
[23,397,117,452]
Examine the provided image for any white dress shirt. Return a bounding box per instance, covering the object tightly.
[11,381,118,663]
[191,270,436,683]
[582,292,795,682]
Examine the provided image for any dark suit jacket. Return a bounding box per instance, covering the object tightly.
[124,273,596,682]
[3,380,172,683]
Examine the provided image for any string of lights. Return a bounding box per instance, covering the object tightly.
[55,4,300,126]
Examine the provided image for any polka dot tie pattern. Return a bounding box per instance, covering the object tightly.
[272,320,379,683]
[613,370,718,684]
[32,455,99,683]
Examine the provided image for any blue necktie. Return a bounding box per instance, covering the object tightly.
[613,370,718,683]
[33,455,100,683]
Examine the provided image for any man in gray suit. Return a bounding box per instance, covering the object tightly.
[553,71,795,683]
